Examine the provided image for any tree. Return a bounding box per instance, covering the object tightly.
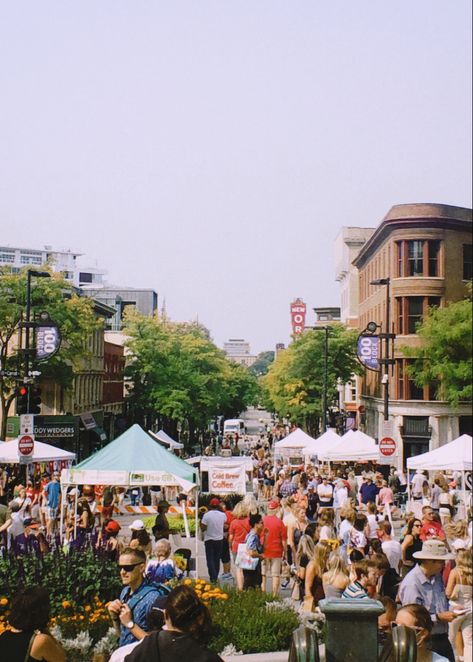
[0,267,100,439]
[262,325,362,435]
[404,293,472,406]
[123,310,259,446]
[249,351,275,377]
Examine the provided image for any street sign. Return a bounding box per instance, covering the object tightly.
[18,434,35,458]
[379,436,396,457]
[20,414,34,435]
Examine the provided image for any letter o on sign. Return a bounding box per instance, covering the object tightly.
[293,314,304,324]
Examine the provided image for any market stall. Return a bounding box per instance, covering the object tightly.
[60,424,199,569]
[319,429,380,463]
[148,428,184,451]
[0,437,75,481]
[406,434,472,518]
[302,429,341,463]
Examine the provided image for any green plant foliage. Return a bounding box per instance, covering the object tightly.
[403,293,472,406]
[208,588,299,654]
[0,549,121,614]
[123,310,259,444]
[0,267,99,438]
[262,325,362,435]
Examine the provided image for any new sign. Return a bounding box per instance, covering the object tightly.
[290,298,307,335]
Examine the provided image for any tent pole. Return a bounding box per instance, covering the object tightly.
[59,481,67,544]
[195,488,199,578]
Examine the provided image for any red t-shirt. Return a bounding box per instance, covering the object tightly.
[262,514,287,559]
[420,519,445,541]
[229,517,250,553]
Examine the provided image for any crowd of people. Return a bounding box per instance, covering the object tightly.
[0,432,472,662]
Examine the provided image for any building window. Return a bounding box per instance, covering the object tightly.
[407,297,423,334]
[79,272,93,283]
[396,296,442,335]
[20,254,42,265]
[464,244,472,280]
[0,252,15,263]
[396,359,427,400]
[396,239,442,278]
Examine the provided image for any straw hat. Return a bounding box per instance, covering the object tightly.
[413,539,454,561]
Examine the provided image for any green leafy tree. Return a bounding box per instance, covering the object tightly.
[404,293,472,406]
[0,267,99,439]
[123,311,259,445]
[249,350,275,377]
[262,325,362,435]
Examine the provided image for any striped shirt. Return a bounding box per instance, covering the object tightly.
[342,581,369,600]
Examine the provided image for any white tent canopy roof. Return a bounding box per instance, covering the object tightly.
[148,429,184,450]
[302,429,341,455]
[319,429,380,462]
[274,428,316,449]
[0,438,75,463]
[407,434,472,472]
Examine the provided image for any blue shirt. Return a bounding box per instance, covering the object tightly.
[118,581,162,646]
[44,481,61,509]
[342,581,369,600]
[359,482,378,505]
[246,530,263,554]
[398,563,449,634]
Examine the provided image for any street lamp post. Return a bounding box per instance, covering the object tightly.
[369,277,395,421]
[24,270,51,403]
[312,325,330,433]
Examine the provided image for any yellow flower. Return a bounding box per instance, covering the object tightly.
[183,579,193,585]
[62,600,71,609]
[84,605,91,612]
[0,598,8,606]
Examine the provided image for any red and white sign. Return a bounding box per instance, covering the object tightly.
[18,434,35,457]
[379,437,396,457]
[290,298,307,335]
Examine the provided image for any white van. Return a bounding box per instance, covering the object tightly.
[223,418,246,438]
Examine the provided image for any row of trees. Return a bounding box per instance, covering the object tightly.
[123,310,259,444]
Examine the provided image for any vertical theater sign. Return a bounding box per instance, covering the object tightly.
[290,298,306,336]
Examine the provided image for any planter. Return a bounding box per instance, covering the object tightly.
[223,653,288,662]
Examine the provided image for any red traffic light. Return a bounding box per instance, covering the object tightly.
[19,386,28,396]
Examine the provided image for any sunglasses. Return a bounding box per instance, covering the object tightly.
[118,562,143,572]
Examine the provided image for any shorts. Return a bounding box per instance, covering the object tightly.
[46,507,58,520]
[221,538,231,564]
[262,557,282,578]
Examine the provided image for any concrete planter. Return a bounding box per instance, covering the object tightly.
[223,653,288,662]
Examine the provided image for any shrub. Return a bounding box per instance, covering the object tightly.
[208,588,299,654]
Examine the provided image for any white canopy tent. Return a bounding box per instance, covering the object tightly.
[406,434,472,518]
[302,429,341,457]
[148,429,184,450]
[0,438,75,463]
[319,429,380,463]
[274,428,316,450]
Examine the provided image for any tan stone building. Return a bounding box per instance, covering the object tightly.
[353,203,472,464]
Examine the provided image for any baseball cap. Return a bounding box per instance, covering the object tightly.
[129,519,145,531]
[105,520,121,535]
[267,500,280,510]
[23,518,39,528]
[209,498,221,507]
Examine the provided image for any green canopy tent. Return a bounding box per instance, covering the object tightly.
[60,424,200,567]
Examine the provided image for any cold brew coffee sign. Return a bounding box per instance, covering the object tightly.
[35,325,61,361]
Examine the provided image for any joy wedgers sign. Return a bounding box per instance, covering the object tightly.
[290,298,306,335]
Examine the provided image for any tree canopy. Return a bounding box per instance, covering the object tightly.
[261,325,362,435]
[405,291,472,406]
[249,351,275,377]
[0,267,100,438]
[123,310,259,444]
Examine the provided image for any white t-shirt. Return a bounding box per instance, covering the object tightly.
[339,518,352,543]
[109,641,140,662]
[367,514,379,540]
[201,509,226,541]
[382,539,402,572]
[317,483,334,504]
[411,473,425,496]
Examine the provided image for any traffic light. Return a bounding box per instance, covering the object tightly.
[30,386,42,415]
[16,386,29,415]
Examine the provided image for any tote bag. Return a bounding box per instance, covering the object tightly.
[235,542,259,570]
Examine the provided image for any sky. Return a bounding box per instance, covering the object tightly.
[0,2,471,354]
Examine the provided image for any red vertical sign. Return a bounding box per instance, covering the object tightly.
[290,299,307,335]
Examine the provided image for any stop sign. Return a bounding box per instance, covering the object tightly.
[18,434,34,457]
[379,437,396,457]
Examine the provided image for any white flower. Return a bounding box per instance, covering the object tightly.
[220,643,243,656]
[93,627,119,654]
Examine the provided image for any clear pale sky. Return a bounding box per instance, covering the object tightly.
[0,2,471,354]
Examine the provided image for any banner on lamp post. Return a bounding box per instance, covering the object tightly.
[35,324,61,361]
[357,334,380,371]
[290,299,307,336]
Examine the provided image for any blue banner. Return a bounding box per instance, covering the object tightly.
[357,335,380,371]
